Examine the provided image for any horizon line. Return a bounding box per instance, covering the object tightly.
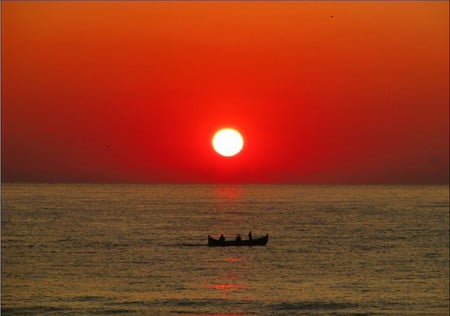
[1,181,448,186]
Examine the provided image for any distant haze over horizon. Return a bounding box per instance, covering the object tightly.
[2,1,449,184]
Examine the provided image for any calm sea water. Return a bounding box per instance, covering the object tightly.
[1,184,449,315]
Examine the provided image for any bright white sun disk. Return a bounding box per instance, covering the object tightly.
[212,128,244,157]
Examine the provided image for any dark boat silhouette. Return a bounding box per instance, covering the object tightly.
[208,234,269,247]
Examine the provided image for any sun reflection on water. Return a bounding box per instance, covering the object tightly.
[224,257,241,263]
[200,257,250,296]
[213,185,244,204]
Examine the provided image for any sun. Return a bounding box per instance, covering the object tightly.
[212,128,244,157]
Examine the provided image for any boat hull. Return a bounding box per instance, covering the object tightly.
[208,234,269,247]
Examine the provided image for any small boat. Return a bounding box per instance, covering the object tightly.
[208,234,269,247]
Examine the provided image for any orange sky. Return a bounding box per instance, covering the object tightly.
[2,1,449,183]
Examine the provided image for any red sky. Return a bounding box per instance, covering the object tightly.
[2,1,449,184]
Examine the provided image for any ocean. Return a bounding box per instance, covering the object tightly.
[1,184,449,315]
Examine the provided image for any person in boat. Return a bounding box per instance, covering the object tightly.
[236,234,242,242]
[219,234,225,242]
[248,231,252,241]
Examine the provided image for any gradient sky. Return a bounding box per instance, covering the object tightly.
[2,1,449,184]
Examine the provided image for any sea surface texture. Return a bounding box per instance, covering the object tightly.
[1,184,449,315]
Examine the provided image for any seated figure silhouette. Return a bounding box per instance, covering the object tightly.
[219,234,225,242]
[236,234,242,242]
